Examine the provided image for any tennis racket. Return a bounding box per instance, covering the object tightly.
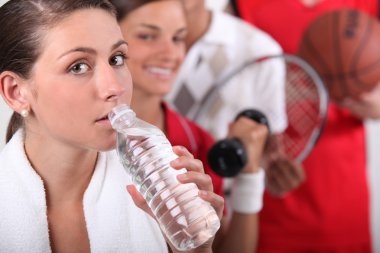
[277,54,328,162]
[195,54,328,164]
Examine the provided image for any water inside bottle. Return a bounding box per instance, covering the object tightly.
[116,126,220,250]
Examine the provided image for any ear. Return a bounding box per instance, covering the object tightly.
[0,71,30,114]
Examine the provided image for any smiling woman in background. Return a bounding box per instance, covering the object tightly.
[109,0,270,252]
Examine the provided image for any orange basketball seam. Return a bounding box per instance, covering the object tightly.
[321,57,380,78]
[333,11,348,99]
[350,12,373,91]
[303,30,330,75]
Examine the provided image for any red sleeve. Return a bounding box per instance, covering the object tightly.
[163,103,225,198]
[196,126,225,199]
[185,121,228,216]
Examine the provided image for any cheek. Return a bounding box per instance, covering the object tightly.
[32,97,87,141]
[125,77,134,104]
[126,57,147,88]
[118,69,134,105]
[126,58,141,74]
[126,46,145,77]
[127,42,154,68]
[178,50,185,65]
[33,80,90,125]
[41,95,86,124]
[127,45,146,68]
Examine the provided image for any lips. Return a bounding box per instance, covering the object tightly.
[96,115,109,122]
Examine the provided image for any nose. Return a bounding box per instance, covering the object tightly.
[158,39,184,61]
[96,63,131,101]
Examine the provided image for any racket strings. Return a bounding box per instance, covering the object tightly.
[281,62,324,160]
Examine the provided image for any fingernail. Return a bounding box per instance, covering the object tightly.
[171,159,180,166]
[174,145,185,152]
[177,174,187,181]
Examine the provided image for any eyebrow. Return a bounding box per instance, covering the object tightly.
[176,27,187,34]
[139,23,187,34]
[139,23,160,31]
[58,40,128,59]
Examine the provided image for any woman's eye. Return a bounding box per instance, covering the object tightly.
[69,63,90,74]
[110,54,127,66]
[174,35,186,44]
[138,34,155,41]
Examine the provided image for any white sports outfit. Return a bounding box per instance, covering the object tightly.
[166,10,287,139]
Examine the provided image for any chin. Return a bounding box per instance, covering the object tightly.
[157,85,172,96]
[97,133,117,152]
[98,142,117,152]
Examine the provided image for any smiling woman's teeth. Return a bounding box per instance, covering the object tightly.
[148,67,172,75]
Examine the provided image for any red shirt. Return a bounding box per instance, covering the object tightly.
[235,1,377,251]
[260,104,370,252]
[237,0,378,54]
[163,103,224,199]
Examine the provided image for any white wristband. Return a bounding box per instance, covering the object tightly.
[230,169,265,214]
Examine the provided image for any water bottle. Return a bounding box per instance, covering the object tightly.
[108,104,220,251]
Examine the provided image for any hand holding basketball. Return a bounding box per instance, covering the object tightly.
[341,84,380,119]
[298,8,380,102]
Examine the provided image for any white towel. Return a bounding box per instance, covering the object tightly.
[0,130,168,253]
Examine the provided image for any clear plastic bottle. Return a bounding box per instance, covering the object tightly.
[108,104,220,251]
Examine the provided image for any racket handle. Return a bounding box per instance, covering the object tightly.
[208,109,269,178]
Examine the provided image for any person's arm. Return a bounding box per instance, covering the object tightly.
[213,117,269,253]
[340,84,380,120]
[264,135,306,197]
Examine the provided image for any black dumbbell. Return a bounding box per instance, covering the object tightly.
[207,109,270,177]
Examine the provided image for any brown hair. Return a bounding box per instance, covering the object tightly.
[109,0,163,21]
[0,0,116,143]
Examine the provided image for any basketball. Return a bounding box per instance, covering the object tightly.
[298,8,380,102]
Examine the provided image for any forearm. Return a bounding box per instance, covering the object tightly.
[213,171,264,253]
[214,213,259,253]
